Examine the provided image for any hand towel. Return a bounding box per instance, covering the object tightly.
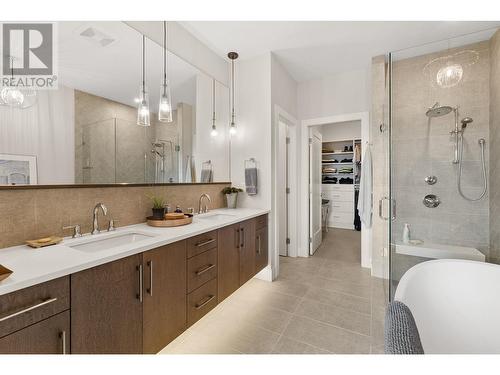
[357,144,372,228]
[200,168,213,183]
[245,167,258,195]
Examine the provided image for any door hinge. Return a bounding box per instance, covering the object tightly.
[286,137,290,144]
[308,237,312,243]
[286,238,290,245]
[286,187,290,194]
[174,145,180,152]
[308,137,312,145]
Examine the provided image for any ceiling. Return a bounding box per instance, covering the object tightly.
[181,21,500,82]
[58,21,202,109]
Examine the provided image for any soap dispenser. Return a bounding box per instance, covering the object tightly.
[403,223,411,244]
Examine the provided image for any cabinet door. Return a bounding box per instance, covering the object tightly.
[71,254,143,354]
[143,241,187,354]
[0,310,70,354]
[217,223,241,302]
[239,219,256,285]
[255,225,269,273]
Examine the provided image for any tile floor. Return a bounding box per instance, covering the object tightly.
[160,228,388,354]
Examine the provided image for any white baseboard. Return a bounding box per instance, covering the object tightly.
[253,265,273,282]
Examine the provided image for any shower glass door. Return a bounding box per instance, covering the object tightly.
[388,27,500,299]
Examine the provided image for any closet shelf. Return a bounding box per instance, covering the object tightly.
[322,151,354,155]
[321,162,353,165]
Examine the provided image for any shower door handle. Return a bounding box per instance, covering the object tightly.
[378,197,396,221]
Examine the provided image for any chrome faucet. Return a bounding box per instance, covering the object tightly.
[198,194,212,214]
[91,203,108,235]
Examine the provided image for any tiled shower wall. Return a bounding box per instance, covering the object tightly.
[489,30,500,264]
[0,183,229,249]
[392,40,491,263]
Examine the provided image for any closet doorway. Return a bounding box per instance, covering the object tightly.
[301,112,371,268]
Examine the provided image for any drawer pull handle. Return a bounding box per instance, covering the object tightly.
[137,264,143,303]
[147,260,153,296]
[257,235,261,254]
[195,238,216,247]
[60,331,66,355]
[195,264,215,276]
[0,297,58,322]
[195,295,215,310]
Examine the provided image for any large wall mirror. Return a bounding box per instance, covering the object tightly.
[0,21,231,186]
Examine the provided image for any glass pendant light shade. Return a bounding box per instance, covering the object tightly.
[158,82,172,122]
[137,35,150,126]
[0,86,24,106]
[137,90,151,126]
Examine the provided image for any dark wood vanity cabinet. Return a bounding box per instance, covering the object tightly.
[0,214,269,355]
[142,241,187,354]
[0,276,70,354]
[71,254,144,354]
[218,216,268,303]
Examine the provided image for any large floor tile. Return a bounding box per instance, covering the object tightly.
[295,299,371,336]
[282,316,371,354]
[272,337,331,354]
[303,286,371,314]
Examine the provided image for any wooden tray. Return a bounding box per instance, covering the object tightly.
[146,214,193,227]
[26,236,63,248]
[0,264,13,282]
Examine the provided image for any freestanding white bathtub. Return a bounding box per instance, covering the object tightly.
[395,259,500,354]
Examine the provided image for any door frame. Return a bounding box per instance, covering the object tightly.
[300,111,372,269]
[309,127,322,255]
[271,105,299,280]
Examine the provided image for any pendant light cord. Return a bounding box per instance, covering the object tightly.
[141,35,146,96]
[212,78,216,125]
[231,59,235,124]
[163,21,167,88]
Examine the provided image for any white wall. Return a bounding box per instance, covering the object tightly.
[319,120,362,141]
[298,68,371,120]
[230,53,272,210]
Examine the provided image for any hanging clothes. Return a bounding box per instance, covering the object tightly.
[354,188,361,231]
[357,144,373,228]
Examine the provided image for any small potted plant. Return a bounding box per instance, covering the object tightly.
[222,187,243,209]
[147,195,166,219]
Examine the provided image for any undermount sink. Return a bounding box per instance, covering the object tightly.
[197,213,236,220]
[69,232,155,253]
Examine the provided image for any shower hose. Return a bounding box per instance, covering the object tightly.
[457,135,487,201]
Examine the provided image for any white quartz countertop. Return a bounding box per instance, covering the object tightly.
[0,208,269,296]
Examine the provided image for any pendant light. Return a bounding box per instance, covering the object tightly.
[158,21,173,122]
[210,78,218,137]
[0,57,25,107]
[137,35,150,126]
[227,51,238,135]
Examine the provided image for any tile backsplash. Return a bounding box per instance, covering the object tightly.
[0,183,229,249]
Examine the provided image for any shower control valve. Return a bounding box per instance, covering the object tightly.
[424,176,437,185]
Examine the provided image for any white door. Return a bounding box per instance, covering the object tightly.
[278,121,288,256]
[309,128,322,255]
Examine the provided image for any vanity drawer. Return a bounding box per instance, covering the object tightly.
[255,214,268,230]
[0,276,70,338]
[324,190,354,202]
[329,200,354,213]
[187,248,217,293]
[186,230,218,258]
[330,211,354,222]
[187,278,217,326]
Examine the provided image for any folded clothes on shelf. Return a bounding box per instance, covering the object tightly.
[339,177,354,184]
[341,158,353,163]
[338,167,353,173]
[322,167,337,173]
[322,176,338,184]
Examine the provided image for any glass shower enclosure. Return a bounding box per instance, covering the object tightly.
[388,27,500,299]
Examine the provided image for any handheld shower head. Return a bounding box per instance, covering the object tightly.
[461,117,473,128]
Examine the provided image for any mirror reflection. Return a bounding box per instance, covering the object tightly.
[0,21,230,186]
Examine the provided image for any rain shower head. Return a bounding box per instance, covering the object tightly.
[425,102,454,118]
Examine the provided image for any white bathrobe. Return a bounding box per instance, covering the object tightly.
[358,145,373,228]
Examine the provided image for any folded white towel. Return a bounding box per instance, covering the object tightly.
[245,167,258,195]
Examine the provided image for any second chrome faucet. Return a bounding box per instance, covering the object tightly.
[91,203,108,235]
